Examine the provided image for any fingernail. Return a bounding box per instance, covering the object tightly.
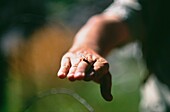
[74,72,82,78]
[75,72,85,80]
[105,94,113,101]
[67,73,73,77]
[67,73,75,81]
[108,94,113,101]
[57,71,66,79]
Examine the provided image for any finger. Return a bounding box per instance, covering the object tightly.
[67,65,78,81]
[83,61,96,81]
[93,58,109,81]
[100,72,113,101]
[67,57,81,81]
[75,54,95,80]
[74,61,89,80]
[57,57,71,79]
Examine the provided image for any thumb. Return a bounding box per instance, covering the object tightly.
[100,72,113,101]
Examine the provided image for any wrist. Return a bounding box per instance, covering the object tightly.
[69,42,100,54]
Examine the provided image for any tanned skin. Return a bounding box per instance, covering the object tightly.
[57,13,132,101]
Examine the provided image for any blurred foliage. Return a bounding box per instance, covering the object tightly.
[46,0,113,30]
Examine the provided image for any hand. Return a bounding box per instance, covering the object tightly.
[57,47,113,101]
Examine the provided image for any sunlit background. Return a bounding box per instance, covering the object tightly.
[0,0,148,112]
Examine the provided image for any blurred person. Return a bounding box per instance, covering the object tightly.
[57,0,170,111]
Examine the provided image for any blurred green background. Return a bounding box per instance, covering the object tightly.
[0,0,147,112]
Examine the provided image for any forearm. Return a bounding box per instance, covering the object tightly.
[70,14,132,57]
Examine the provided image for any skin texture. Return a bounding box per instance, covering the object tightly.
[57,13,132,101]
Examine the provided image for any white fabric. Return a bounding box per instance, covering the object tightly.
[104,0,141,20]
[140,75,170,112]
